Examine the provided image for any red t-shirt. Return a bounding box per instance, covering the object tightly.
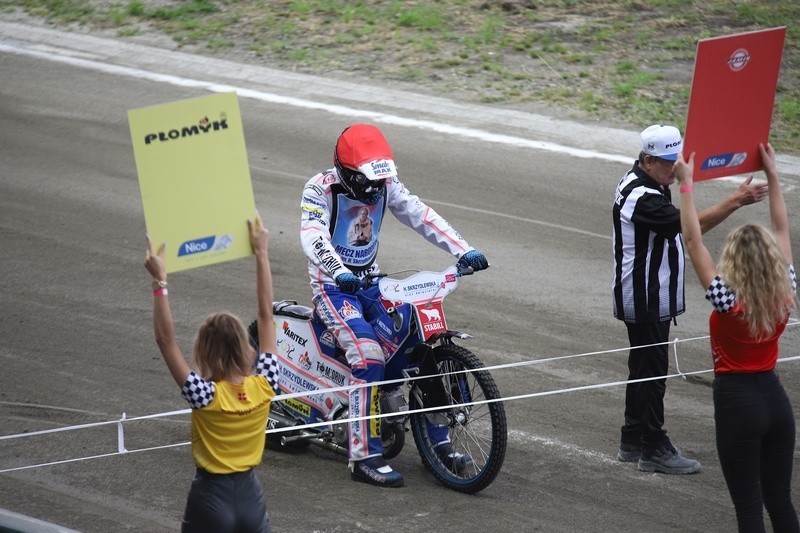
[706,265,796,374]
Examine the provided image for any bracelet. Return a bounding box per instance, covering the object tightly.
[152,279,168,290]
[679,184,693,193]
[153,288,169,297]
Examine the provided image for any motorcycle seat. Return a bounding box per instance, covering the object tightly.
[273,300,313,320]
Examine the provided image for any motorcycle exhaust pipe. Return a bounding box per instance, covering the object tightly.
[283,433,347,455]
[270,411,348,455]
[306,439,347,455]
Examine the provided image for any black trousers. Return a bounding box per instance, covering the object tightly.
[714,371,799,533]
[621,320,670,452]
[182,468,270,533]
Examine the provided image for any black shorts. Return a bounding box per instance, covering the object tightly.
[182,468,270,533]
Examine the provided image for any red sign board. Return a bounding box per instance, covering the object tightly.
[683,27,785,181]
[416,301,446,341]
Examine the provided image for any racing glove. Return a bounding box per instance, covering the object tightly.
[457,250,489,272]
[335,272,361,294]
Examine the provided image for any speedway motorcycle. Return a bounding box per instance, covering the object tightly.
[249,264,507,494]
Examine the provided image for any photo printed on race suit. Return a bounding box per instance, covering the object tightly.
[330,195,383,272]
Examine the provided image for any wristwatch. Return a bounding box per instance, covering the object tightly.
[152,279,168,290]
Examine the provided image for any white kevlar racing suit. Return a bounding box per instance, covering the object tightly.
[300,167,475,462]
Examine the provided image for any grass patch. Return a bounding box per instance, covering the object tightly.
[5,0,800,152]
[396,6,444,30]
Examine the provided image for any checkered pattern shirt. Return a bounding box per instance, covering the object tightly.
[706,264,797,313]
[181,352,279,409]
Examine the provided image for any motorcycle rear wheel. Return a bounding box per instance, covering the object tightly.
[409,343,507,494]
[381,420,405,460]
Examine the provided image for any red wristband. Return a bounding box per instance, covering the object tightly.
[153,288,169,296]
[679,185,693,193]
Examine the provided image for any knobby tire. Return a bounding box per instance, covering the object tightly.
[409,343,507,494]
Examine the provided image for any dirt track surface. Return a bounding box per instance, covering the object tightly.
[2,21,800,533]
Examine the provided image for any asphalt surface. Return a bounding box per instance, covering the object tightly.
[1,20,800,533]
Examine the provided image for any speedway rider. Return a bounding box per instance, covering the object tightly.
[300,123,490,487]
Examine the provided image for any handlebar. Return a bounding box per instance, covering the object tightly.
[458,264,475,276]
[362,263,473,288]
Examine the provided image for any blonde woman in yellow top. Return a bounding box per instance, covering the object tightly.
[145,214,279,533]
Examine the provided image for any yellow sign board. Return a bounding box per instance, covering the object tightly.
[128,92,256,272]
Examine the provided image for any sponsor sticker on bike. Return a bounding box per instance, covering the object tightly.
[379,266,459,304]
[281,397,312,418]
[416,301,447,341]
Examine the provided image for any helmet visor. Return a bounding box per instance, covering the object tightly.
[338,165,385,204]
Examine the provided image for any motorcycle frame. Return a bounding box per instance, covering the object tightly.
[266,266,474,452]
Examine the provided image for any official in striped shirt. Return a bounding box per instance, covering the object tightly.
[611,124,766,474]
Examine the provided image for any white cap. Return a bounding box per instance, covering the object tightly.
[640,124,683,161]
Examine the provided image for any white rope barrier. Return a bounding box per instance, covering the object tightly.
[2,320,798,474]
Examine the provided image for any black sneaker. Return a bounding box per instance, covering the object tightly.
[638,445,701,475]
[350,457,404,488]
[434,442,473,475]
[617,443,641,463]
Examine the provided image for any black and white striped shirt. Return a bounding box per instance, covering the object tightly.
[612,164,685,324]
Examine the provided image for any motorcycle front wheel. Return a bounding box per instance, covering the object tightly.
[409,343,507,494]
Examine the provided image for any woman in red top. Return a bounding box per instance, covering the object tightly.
[677,143,798,533]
